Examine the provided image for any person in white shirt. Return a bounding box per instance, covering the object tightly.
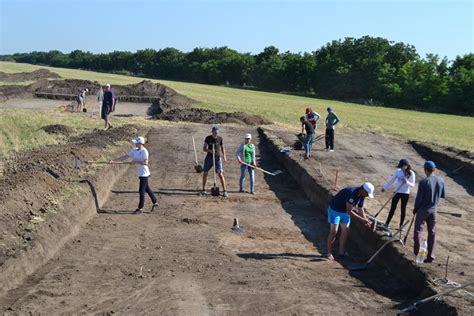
[110,136,158,214]
[381,159,416,228]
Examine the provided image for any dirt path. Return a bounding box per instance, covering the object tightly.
[0,98,151,117]
[0,124,414,314]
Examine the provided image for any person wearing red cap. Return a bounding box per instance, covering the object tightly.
[304,107,321,130]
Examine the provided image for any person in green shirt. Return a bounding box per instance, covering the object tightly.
[236,133,256,194]
[325,106,341,151]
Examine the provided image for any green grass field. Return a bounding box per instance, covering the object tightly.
[0,109,99,158]
[1,61,473,151]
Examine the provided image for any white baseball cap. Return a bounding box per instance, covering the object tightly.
[105,83,111,88]
[362,182,375,199]
[244,133,252,139]
[132,136,145,144]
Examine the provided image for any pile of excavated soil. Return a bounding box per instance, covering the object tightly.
[0,125,140,268]
[0,75,271,126]
[40,124,75,136]
[0,79,99,102]
[0,69,60,82]
[28,78,100,95]
[114,80,196,112]
[155,108,272,125]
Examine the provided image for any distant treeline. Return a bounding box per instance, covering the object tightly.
[1,36,472,115]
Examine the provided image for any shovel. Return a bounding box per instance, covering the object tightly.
[240,161,282,176]
[73,156,131,170]
[210,144,220,196]
[403,215,416,245]
[192,136,203,173]
[438,211,462,218]
[348,222,407,271]
[374,181,405,218]
[398,280,474,314]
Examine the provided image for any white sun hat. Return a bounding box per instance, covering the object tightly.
[132,136,145,144]
[362,182,375,199]
[244,133,252,139]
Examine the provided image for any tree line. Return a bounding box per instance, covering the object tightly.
[1,36,472,115]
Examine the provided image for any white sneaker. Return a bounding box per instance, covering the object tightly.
[329,149,334,152]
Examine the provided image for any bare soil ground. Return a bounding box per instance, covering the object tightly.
[0,125,141,269]
[1,124,420,314]
[274,127,474,313]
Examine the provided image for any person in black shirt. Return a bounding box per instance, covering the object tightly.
[300,116,315,159]
[101,83,115,130]
[201,126,228,197]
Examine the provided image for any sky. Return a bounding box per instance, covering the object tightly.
[0,0,472,60]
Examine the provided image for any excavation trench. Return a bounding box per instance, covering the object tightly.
[0,142,143,298]
[0,124,460,314]
[258,127,458,314]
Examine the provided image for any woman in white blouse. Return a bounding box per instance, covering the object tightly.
[382,159,416,228]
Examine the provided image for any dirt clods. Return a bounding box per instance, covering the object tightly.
[40,124,75,136]
[180,218,208,225]
[155,108,272,125]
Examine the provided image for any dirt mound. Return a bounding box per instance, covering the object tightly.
[115,80,196,112]
[0,84,30,101]
[0,125,141,267]
[28,78,100,95]
[40,124,75,136]
[0,69,61,82]
[155,108,272,125]
[0,79,100,102]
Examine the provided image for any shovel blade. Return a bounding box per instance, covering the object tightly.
[195,165,203,173]
[211,186,220,196]
[348,262,369,271]
[272,170,283,176]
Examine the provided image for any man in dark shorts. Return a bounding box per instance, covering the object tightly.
[326,183,374,260]
[201,126,228,197]
[101,83,115,130]
[413,160,445,263]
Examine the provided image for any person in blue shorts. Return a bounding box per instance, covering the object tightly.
[201,126,228,197]
[326,182,375,260]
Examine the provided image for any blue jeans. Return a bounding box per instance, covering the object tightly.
[239,164,255,193]
[304,133,314,157]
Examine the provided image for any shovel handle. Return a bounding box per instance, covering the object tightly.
[87,161,131,165]
[192,136,199,165]
[240,161,276,175]
[403,215,416,245]
[375,181,405,218]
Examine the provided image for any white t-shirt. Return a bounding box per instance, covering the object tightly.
[383,168,416,194]
[128,147,151,177]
